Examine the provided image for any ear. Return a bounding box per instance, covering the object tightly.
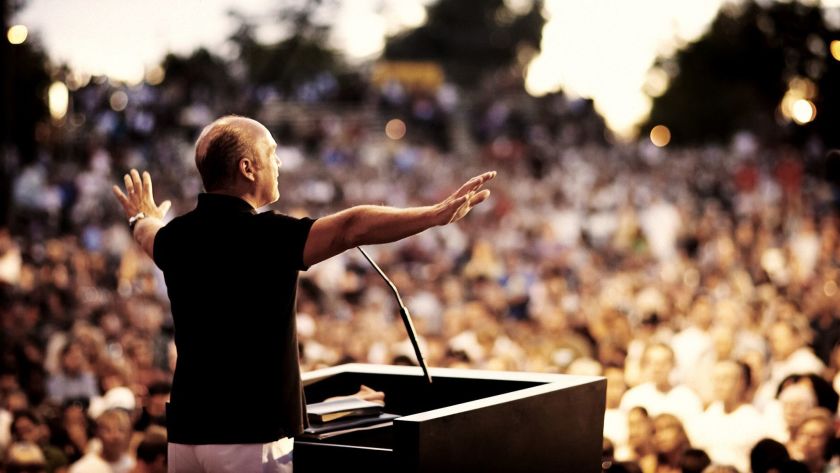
[239,158,256,182]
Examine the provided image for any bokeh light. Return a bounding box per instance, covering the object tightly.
[791,99,816,125]
[824,279,838,297]
[649,125,671,147]
[65,71,91,91]
[831,40,840,61]
[385,119,406,140]
[47,81,68,120]
[145,65,165,86]
[780,76,817,125]
[109,91,128,112]
[7,25,28,45]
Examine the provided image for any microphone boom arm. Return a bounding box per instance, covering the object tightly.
[357,246,433,384]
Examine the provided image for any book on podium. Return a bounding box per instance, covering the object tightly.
[302,396,400,440]
[301,413,401,440]
[306,397,384,423]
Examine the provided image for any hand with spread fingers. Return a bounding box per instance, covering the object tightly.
[437,171,496,225]
[112,169,171,221]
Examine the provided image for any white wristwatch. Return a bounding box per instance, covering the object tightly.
[128,212,146,232]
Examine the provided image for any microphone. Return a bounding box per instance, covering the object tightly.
[357,246,433,384]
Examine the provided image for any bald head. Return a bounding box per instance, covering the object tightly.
[195,116,268,192]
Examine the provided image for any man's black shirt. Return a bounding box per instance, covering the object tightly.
[153,193,315,444]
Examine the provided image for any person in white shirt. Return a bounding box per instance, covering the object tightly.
[639,196,682,262]
[764,373,839,444]
[670,295,714,403]
[619,342,703,426]
[602,366,629,459]
[754,319,825,410]
[69,409,135,473]
[688,360,766,473]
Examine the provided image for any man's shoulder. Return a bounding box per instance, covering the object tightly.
[156,208,203,238]
[166,207,201,226]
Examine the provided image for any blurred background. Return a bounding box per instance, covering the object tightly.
[2,0,840,472]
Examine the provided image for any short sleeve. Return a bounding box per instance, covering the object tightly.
[259,212,316,271]
[152,224,171,271]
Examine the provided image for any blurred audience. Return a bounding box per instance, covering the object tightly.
[1,68,839,473]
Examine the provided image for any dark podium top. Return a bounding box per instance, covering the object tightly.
[295,363,606,473]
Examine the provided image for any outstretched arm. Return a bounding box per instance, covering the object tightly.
[112,169,172,259]
[302,171,496,267]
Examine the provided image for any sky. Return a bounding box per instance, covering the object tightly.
[12,0,831,137]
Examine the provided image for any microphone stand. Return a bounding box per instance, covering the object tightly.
[357,247,433,384]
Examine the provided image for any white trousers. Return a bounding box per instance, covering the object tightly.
[168,437,293,473]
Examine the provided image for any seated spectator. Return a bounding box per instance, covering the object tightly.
[11,410,68,473]
[5,389,31,414]
[50,400,90,464]
[46,341,99,405]
[604,366,630,458]
[688,360,765,472]
[68,408,135,473]
[670,296,714,403]
[754,320,825,409]
[652,413,691,473]
[133,382,169,432]
[619,343,703,426]
[678,448,710,473]
[0,386,29,452]
[619,406,657,473]
[132,426,166,473]
[787,408,838,473]
[765,373,839,443]
[4,441,48,473]
[751,438,791,473]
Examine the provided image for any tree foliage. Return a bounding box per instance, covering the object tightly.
[227,4,364,103]
[384,0,545,87]
[644,1,840,147]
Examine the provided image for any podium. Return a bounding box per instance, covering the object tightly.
[295,363,606,473]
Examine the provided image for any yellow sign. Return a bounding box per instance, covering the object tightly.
[371,61,445,91]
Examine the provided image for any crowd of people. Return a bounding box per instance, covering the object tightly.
[0,69,839,472]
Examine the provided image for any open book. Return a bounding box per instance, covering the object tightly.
[306,397,384,424]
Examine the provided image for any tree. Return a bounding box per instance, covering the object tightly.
[383,0,545,87]
[2,0,51,225]
[644,1,838,147]
[228,2,364,104]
